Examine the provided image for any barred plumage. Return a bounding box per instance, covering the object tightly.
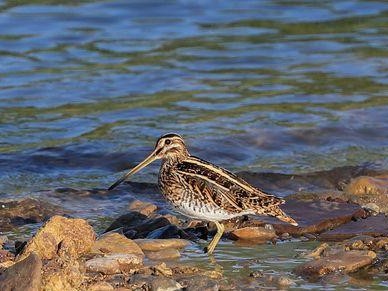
[109,133,297,254]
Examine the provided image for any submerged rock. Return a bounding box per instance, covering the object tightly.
[18,215,96,261]
[134,239,190,252]
[230,226,277,242]
[176,274,219,291]
[85,253,143,275]
[0,252,42,291]
[295,250,376,279]
[0,198,67,231]
[146,224,193,240]
[145,249,181,261]
[90,233,144,257]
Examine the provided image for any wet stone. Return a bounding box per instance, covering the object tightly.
[254,199,367,236]
[91,233,144,257]
[176,275,219,291]
[134,238,190,252]
[128,274,183,291]
[146,224,193,240]
[128,199,157,217]
[17,215,96,261]
[294,250,376,279]
[85,253,143,275]
[319,214,388,241]
[230,226,277,242]
[145,249,181,261]
[0,252,42,291]
[0,198,67,231]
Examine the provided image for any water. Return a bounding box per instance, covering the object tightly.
[0,0,387,288]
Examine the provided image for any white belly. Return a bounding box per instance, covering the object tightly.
[174,201,253,222]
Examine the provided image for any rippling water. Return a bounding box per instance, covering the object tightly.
[0,0,387,288]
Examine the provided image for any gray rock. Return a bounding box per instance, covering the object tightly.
[128,274,183,291]
[85,253,143,275]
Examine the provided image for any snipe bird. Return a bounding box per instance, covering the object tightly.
[108,133,297,254]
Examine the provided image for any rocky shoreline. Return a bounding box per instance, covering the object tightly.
[0,174,387,290]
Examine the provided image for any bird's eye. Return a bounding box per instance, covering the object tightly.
[165,139,171,145]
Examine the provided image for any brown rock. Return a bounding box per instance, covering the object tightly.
[18,215,96,261]
[176,275,219,291]
[0,252,42,291]
[134,238,190,251]
[230,226,276,242]
[42,259,84,291]
[306,243,329,258]
[294,250,376,279]
[345,175,388,214]
[319,214,388,241]
[250,199,367,236]
[146,249,181,260]
[0,249,14,264]
[0,198,67,231]
[91,233,144,256]
[128,199,157,216]
[85,253,143,275]
[128,274,182,291]
[89,282,114,291]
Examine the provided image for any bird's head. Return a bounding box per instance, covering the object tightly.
[108,133,189,190]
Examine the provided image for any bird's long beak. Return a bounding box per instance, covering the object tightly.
[108,149,158,190]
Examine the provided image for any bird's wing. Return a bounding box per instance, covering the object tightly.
[176,156,283,213]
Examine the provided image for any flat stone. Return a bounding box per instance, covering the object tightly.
[85,253,143,275]
[105,212,148,232]
[18,215,96,261]
[0,252,42,291]
[146,224,193,240]
[176,275,219,291]
[249,199,367,236]
[230,226,277,242]
[146,249,181,261]
[319,214,388,241]
[128,274,182,291]
[294,250,376,279]
[128,199,157,216]
[134,239,190,251]
[0,198,67,231]
[91,233,144,256]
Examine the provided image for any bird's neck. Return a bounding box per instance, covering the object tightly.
[162,151,189,166]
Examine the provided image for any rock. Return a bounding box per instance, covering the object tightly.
[0,249,14,263]
[176,275,219,291]
[42,259,84,291]
[345,175,388,214]
[294,250,376,279]
[0,252,42,291]
[88,282,114,291]
[128,199,157,216]
[250,199,367,236]
[0,235,8,249]
[146,225,193,240]
[319,214,388,241]
[106,212,172,238]
[105,212,148,232]
[85,253,143,275]
[146,249,181,261]
[91,233,144,256]
[249,271,295,288]
[134,239,190,251]
[306,243,329,258]
[18,215,96,261]
[230,226,277,242]
[128,274,182,291]
[0,198,67,231]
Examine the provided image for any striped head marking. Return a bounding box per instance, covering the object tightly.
[108,133,189,190]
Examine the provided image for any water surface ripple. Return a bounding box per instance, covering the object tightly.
[0,0,387,288]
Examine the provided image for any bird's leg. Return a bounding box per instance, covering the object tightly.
[204,221,225,254]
